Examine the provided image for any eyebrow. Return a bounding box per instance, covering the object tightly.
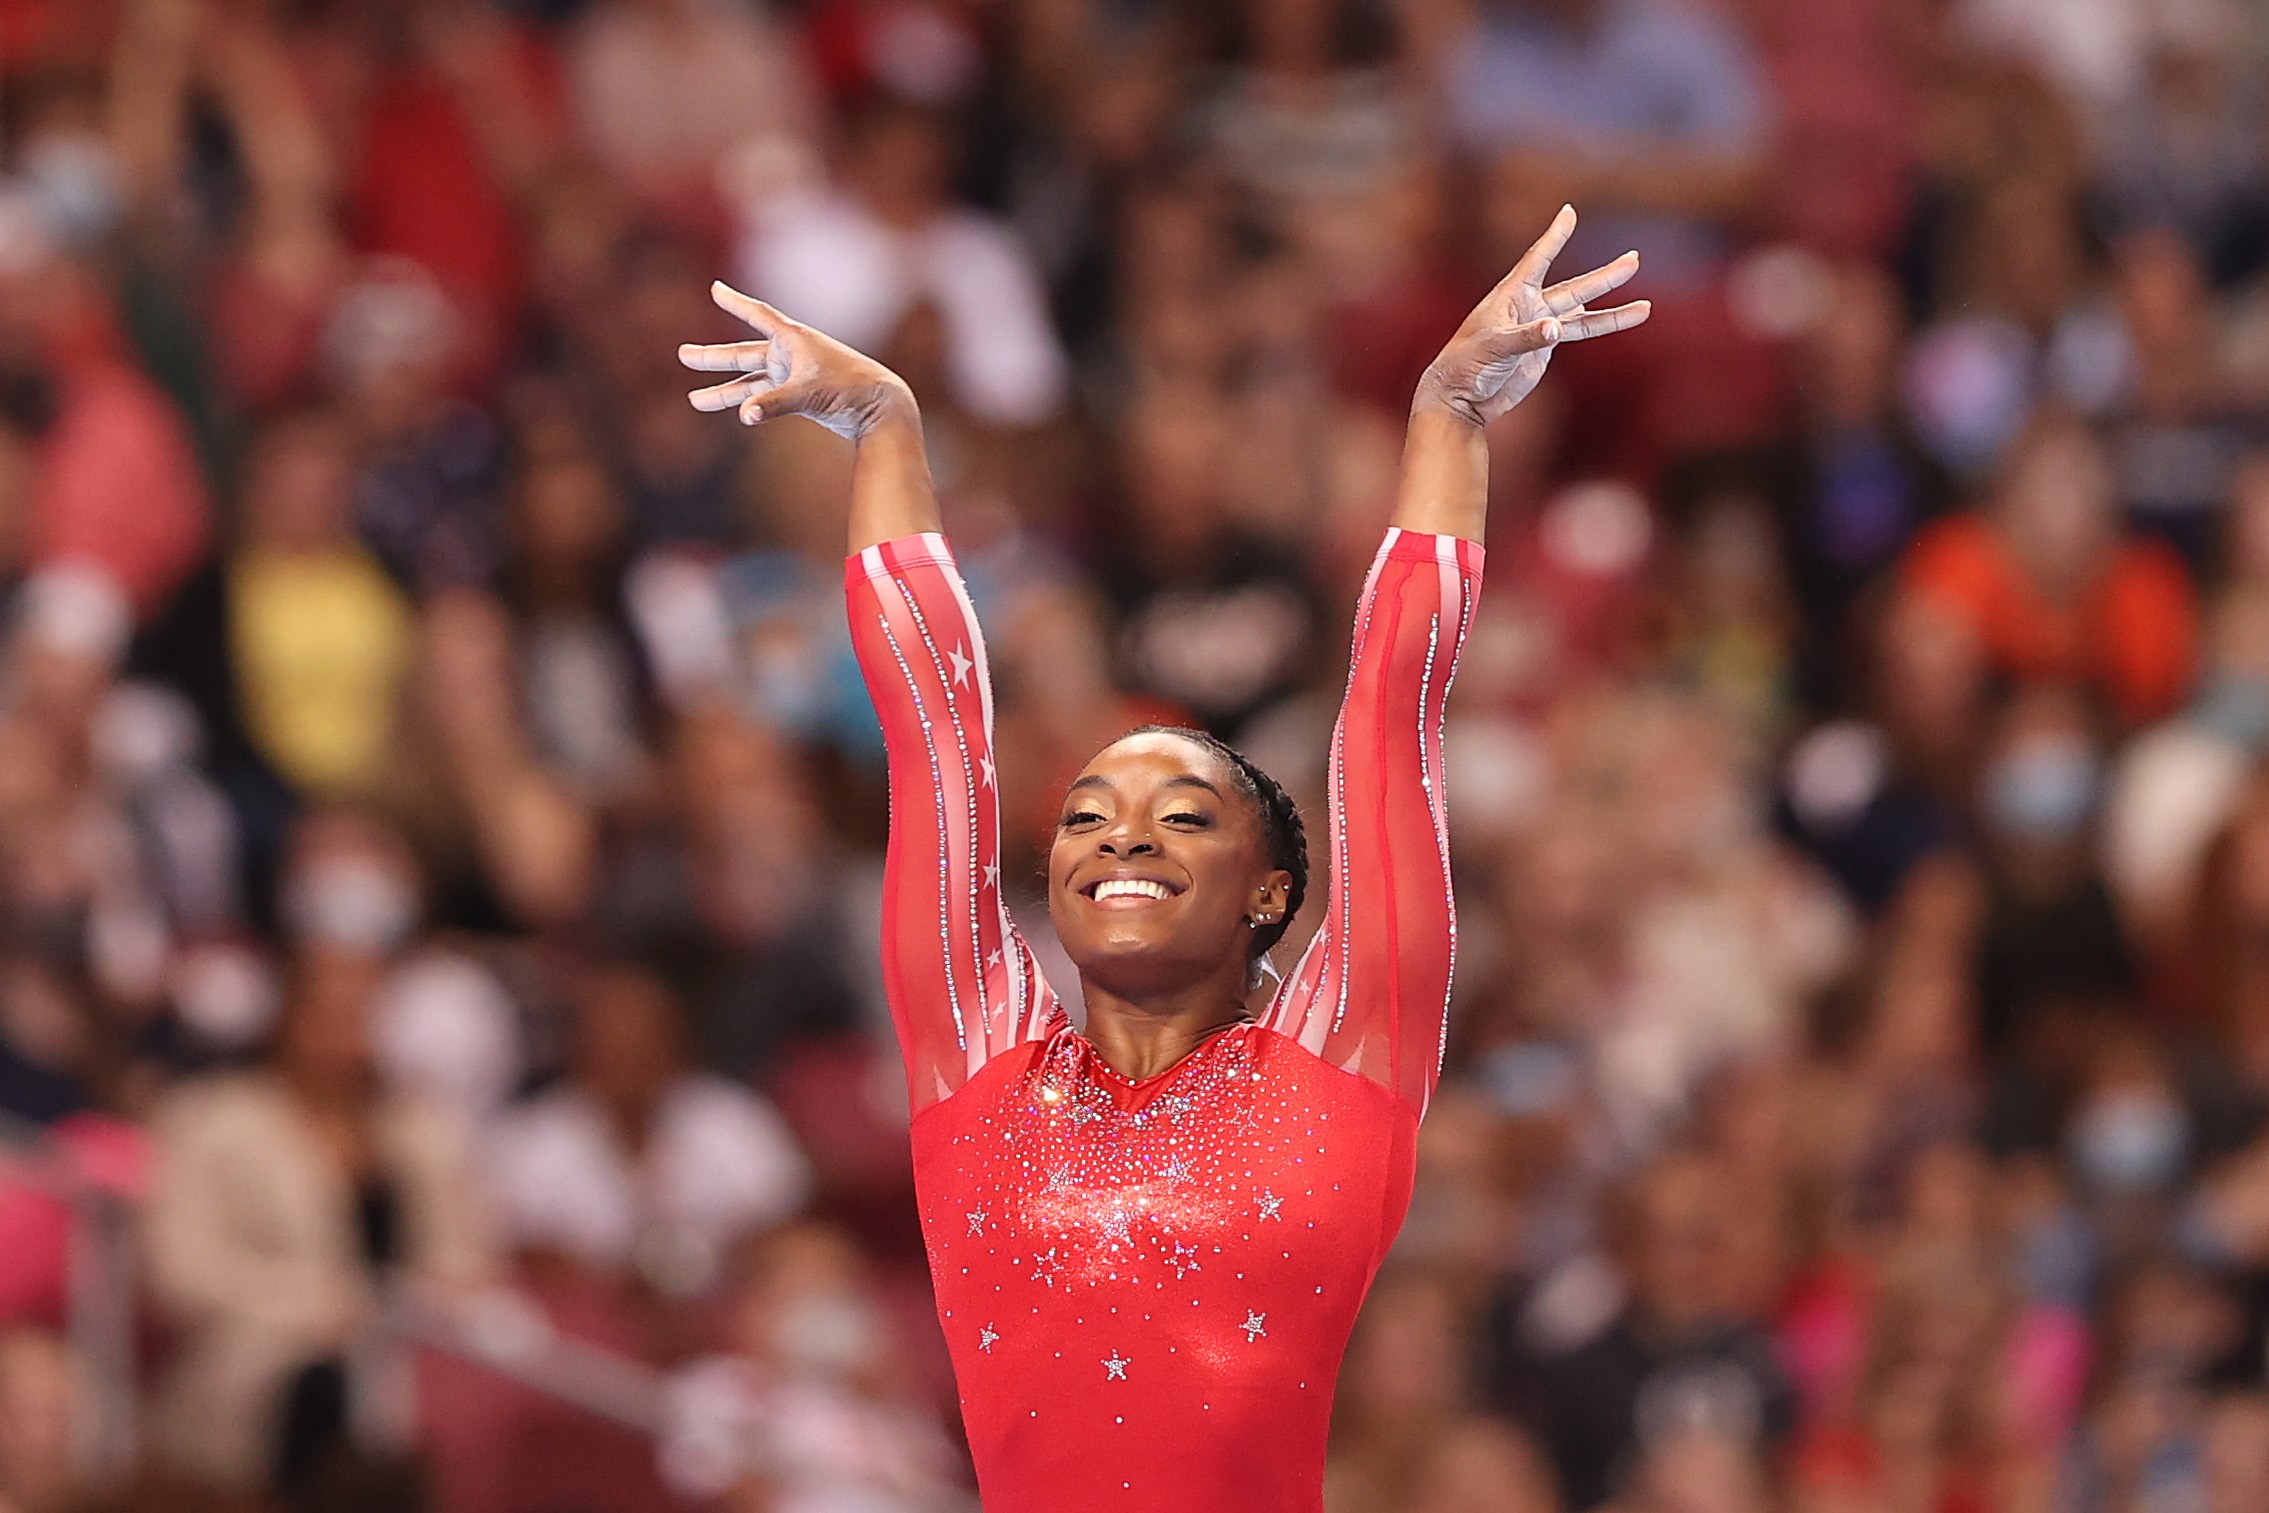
[1064,774,1226,799]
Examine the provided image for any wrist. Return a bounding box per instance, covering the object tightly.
[856,379,923,444]
[1409,372,1487,430]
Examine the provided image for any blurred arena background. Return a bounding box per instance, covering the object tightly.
[3,1,2269,1511]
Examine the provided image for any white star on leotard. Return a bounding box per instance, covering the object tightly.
[948,641,974,687]
[1256,1189,1284,1222]
[1031,1247,1065,1287]
[966,1209,987,1235]
[978,1324,999,1353]
[1167,1243,1201,1278]
[1240,1311,1267,1341]
[980,753,996,788]
[1103,1352,1129,1381]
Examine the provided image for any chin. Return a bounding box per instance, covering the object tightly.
[1059,924,1207,996]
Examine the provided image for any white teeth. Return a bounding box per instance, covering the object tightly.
[1092,879,1171,902]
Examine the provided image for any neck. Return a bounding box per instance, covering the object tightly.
[1078,967,1256,1081]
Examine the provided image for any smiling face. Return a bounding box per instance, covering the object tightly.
[1048,731,1292,1002]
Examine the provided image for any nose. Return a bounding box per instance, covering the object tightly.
[1097,819,1157,858]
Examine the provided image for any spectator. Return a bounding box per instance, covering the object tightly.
[736,95,1069,429]
[1443,0,1770,285]
[1901,411,2200,728]
[145,945,492,1494]
[483,961,810,1297]
[1488,1153,1797,1512]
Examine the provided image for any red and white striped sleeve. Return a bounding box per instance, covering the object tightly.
[1262,528,1482,1120]
[846,533,1060,1114]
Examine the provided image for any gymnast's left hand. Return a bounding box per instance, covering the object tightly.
[679,282,917,442]
[1413,205,1651,428]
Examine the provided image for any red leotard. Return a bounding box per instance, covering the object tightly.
[846,528,1480,1512]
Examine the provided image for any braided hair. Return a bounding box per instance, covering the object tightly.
[1123,725,1309,961]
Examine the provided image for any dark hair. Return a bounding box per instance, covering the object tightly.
[1123,725,1309,959]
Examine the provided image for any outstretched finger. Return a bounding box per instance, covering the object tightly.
[1556,300,1652,343]
[679,340,770,374]
[711,281,787,335]
[1544,251,1638,316]
[688,374,768,412]
[1507,204,1579,290]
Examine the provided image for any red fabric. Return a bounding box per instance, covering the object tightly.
[1901,514,2200,726]
[1791,1425,1991,1513]
[341,28,560,360]
[0,1115,150,1326]
[31,359,210,617]
[846,530,1479,1511]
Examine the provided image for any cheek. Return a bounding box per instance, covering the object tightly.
[1045,834,1079,894]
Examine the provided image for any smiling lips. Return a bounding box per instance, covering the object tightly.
[1085,877,1179,904]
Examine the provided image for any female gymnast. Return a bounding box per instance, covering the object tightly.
[679,206,1648,1512]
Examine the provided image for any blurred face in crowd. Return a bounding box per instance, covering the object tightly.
[733,1222,887,1385]
[242,412,356,556]
[574,965,686,1127]
[844,104,952,228]
[511,451,622,585]
[1402,1418,1561,1513]
[1805,263,1904,430]
[1122,384,1232,556]
[1994,418,2117,604]
[279,946,382,1100]
[2203,1394,2269,1513]
[1048,730,1291,1002]
[0,1330,75,1513]
[1620,1155,1741,1336]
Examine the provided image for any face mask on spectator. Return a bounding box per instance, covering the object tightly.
[2069,1089,2190,1192]
[769,1291,882,1378]
[19,131,124,250]
[283,857,418,953]
[2195,674,2269,749]
[1982,737,2100,843]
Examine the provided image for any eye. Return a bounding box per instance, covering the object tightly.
[1059,808,1104,828]
[1162,811,1213,829]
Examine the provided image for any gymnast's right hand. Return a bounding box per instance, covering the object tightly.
[679,282,916,442]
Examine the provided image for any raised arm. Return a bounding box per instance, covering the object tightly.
[1394,205,1649,542]
[682,288,1057,1113]
[1267,210,1648,1118]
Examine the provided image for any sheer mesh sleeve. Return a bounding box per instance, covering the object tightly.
[846,534,1059,1113]
[1262,529,1482,1119]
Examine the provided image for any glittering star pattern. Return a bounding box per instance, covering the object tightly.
[1257,1189,1284,1221]
[1241,1312,1267,1341]
[1103,1352,1129,1381]
[1099,1204,1133,1246]
[979,1324,999,1353]
[966,1208,987,1235]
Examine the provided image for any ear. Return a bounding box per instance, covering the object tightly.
[1247,871,1292,926]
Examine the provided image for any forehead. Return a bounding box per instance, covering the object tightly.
[1075,731,1240,790]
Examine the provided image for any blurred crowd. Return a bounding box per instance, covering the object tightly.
[5,1,2269,1512]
